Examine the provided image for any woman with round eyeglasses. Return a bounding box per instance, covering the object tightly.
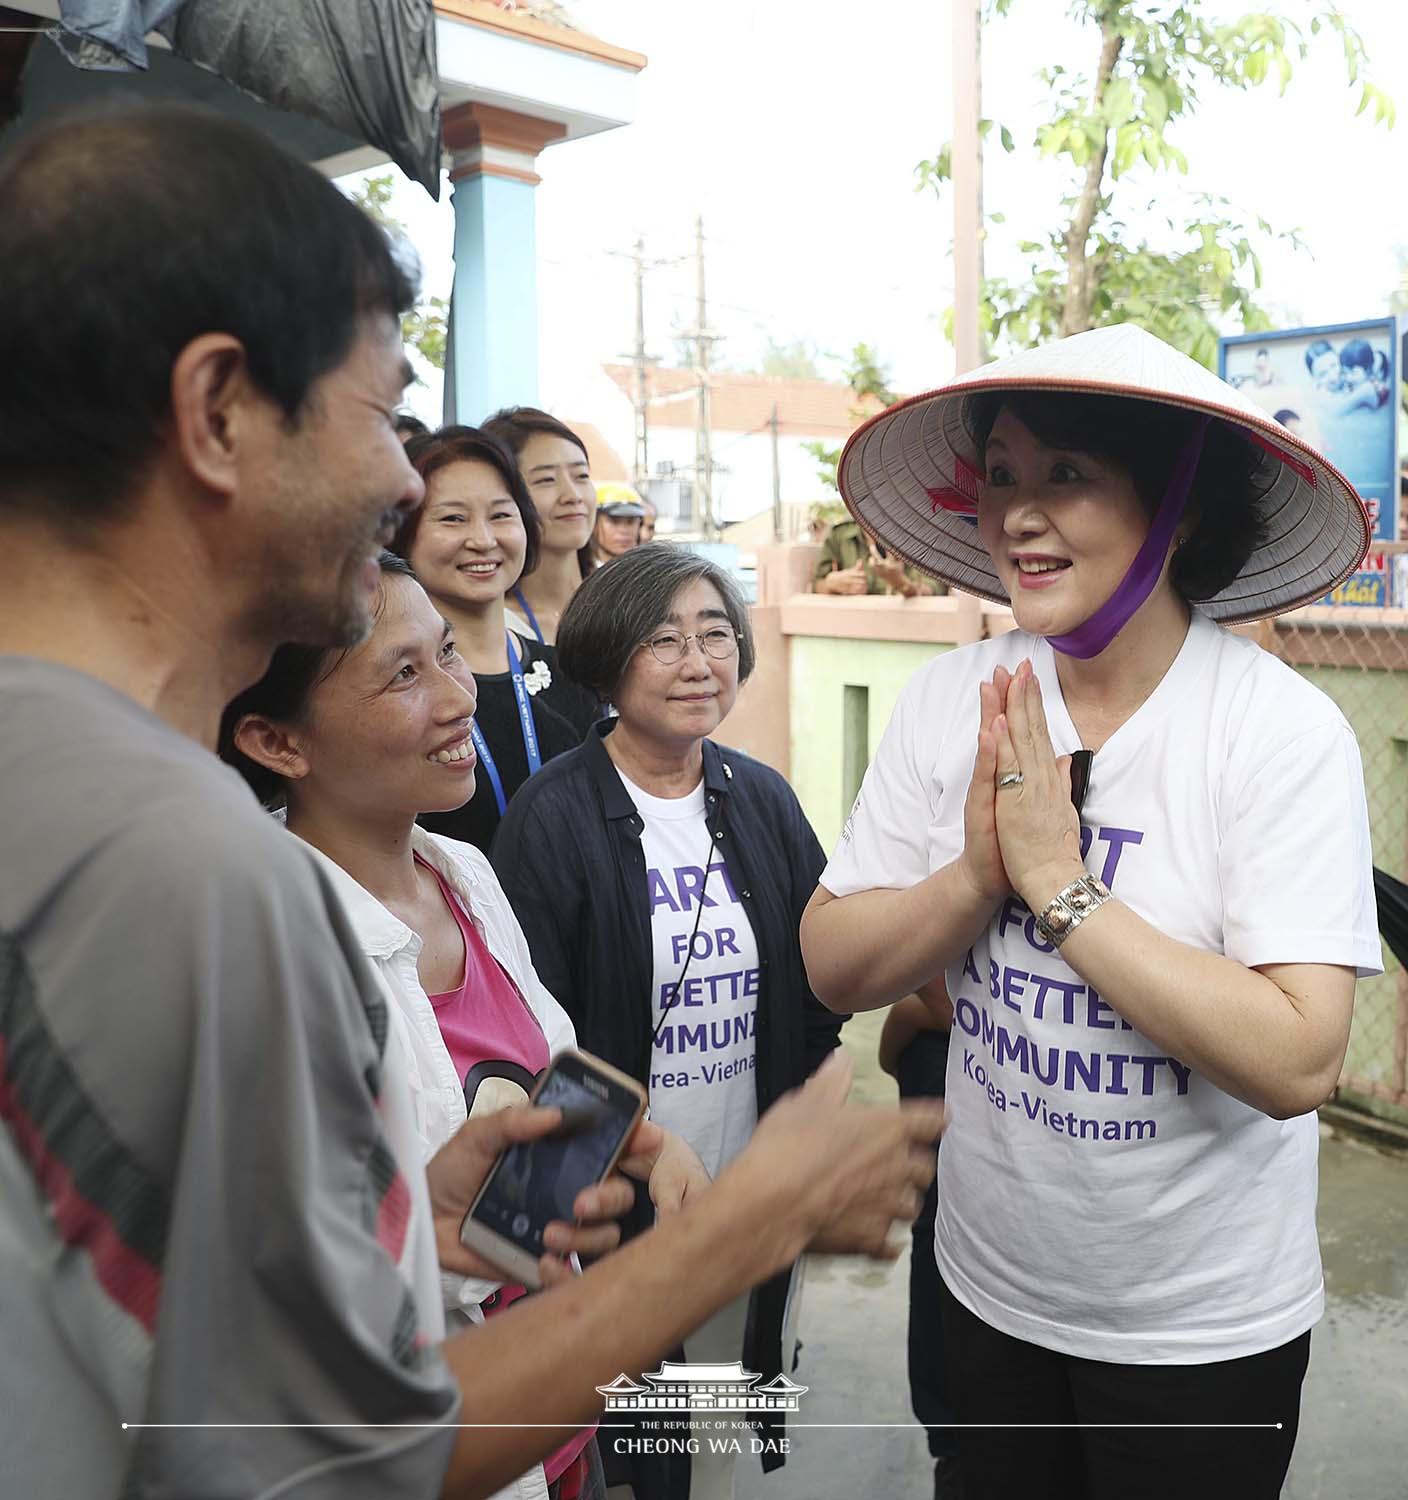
[492,544,845,1500]
[801,324,1379,1500]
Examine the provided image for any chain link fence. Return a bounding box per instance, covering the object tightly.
[1253,545,1408,1127]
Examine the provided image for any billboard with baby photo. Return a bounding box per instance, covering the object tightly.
[1220,318,1399,606]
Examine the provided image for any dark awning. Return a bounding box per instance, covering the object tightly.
[48,0,441,194]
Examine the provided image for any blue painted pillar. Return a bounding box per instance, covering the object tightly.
[442,105,563,425]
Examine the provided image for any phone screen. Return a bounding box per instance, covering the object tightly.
[467,1058,642,1257]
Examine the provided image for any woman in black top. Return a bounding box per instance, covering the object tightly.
[394,427,584,852]
[480,405,597,646]
[492,544,845,1500]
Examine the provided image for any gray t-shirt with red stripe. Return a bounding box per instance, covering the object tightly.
[0,659,460,1497]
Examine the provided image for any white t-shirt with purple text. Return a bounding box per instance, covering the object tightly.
[620,772,760,1179]
[822,611,1380,1364]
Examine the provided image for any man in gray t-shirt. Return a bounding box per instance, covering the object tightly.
[0,661,460,1495]
[0,104,942,1500]
[0,104,464,1498]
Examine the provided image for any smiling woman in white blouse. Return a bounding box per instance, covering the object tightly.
[219,551,706,1500]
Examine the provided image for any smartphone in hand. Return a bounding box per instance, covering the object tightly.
[460,1049,647,1288]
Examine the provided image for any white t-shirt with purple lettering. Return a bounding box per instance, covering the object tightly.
[822,611,1380,1364]
[620,772,760,1178]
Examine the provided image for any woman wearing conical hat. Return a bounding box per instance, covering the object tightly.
[801,325,1381,1499]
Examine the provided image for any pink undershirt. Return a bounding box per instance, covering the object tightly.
[421,858,550,1085]
[419,857,591,1482]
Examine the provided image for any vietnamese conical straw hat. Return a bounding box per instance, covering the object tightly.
[837,324,1371,622]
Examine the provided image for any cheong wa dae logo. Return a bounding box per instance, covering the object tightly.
[596,1361,807,1414]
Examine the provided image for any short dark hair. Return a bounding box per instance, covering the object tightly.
[966,391,1269,602]
[393,425,542,578]
[0,104,417,526]
[556,543,755,702]
[1304,338,1335,374]
[394,411,430,439]
[481,406,589,463]
[217,552,418,806]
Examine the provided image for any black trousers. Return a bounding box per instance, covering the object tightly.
[938,1278,1310,1500]
[897,1030,957,1461]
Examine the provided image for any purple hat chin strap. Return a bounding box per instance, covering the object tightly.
[1047,414,1212,660]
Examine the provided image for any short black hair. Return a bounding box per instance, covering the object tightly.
[1304,338,1335,374]
[218,552,418,806]
[394,425,542,579]
[556,543,755,703]
[0,104,418,525]
[966,391,1269,602]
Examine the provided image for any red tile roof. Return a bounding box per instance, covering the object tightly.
[560,419,630,482]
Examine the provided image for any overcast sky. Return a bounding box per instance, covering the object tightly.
[369,0,1408,423]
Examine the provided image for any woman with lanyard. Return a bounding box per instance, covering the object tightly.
[801,324,1380,1500]
[480,407,598,648]
[492,544,846,1500]
[219,551,709,1500]
[395,427,583,852]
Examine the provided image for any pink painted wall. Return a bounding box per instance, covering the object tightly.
[717,602,790,771]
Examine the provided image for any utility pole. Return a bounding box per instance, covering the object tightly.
[769,403,782,542]
[630,235,650,491]
[952,0,986,375]
[691,214,718,541]
[611,237,679,494]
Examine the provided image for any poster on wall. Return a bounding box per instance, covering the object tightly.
[1220,318,1399,606]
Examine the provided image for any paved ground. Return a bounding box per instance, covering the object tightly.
[736,1010,1408,1500]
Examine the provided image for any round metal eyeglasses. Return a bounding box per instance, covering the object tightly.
[642,627,739,665]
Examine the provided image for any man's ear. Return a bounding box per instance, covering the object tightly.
[232,714,311,784]
[168,334,261,499]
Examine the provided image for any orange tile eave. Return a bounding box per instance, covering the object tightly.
[434,0,647,73]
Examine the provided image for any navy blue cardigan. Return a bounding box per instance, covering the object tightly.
[490,720,846,1484]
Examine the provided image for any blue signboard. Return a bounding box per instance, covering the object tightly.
[1220,318,1399,606]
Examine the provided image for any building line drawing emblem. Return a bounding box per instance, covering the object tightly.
[596,1361,807,1413]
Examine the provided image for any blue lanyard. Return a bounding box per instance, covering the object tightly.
[469,633,543,817]
[511,585,546,646]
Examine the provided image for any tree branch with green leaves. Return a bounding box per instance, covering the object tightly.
[351,174,448,377]
[918,0,1394,366]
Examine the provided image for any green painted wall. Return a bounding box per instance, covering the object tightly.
[789,633,1408,1126]
[790,636,954,855]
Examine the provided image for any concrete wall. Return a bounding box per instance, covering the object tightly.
[716,604,790,772]
[788,634,953,853]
